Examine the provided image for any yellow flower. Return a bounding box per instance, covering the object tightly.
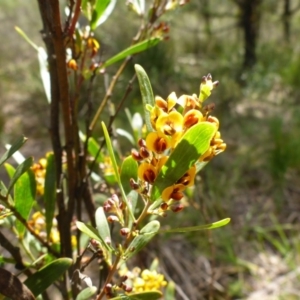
[150,106,165,130]
[138,163,157,184]
[176,165,196,187]
[133,269,167,292]
[177,94,199,110]
[183,109,203,130]
[146,132,170,154]
[199,130,226,162]
[31,160,47,196]
[156,111,183,136]
[162,183,186,202]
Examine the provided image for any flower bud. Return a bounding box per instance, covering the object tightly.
[171,203,184,213]
[139,146,150,159]
[107,215,119,223]
[130,178,139,190]
[138,138,146,147]
[67,59,78,70]
[131,149,143,161]
[120,227,130,236]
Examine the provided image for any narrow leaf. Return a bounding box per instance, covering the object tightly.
[127,190,139,229]
[91,0,117,29]
[91,0,110,30]
[102,122,135,223]
[76,221,111,253]
[44,153,56,240]
[135,64,155,132]
[165,281,176,300]
[102,38,161,69]
[4,163,16,179]
[0,136,27,167]
[76,286,98,300]
[96,207,111,244]
[0,181,13,205]
[7,157,33,195]
[14,169,36,237]
[15,27,39,51]
[120,156,138,195]
[37,47,51,103]
[116,128,135,145]
[81,0,92,20]
[95,207,113,262]
[160,218,231,233]
[110,291,163,300]
[15,27,50,103]
[24,258,72,297]
[151,123,216,200]
[123,221,160,261]
[79,131,104,163]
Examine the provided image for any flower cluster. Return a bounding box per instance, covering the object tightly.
[28,211,77,248]
[119,267,167,293]
[28,211,60,244]
[132,269,167,292]
[132,75,226,212]
[31,156,48,196]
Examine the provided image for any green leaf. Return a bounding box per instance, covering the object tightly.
[101,122,120,183]
[164,281,176,300]
[123,221,160,261]
[4,163,16,179]
[88,137,104,163]
[120,156,138,195]
[14,169,36,237]
[15,27,50,103]
[160,218,231,233]
[24,258,72,297]
[151,122,217,200]
[44,153,56,240]
[195,160,208,173]
[102,122,135,223]
[0,181,13,205]
[7,157,33,195]
[81,0,92,21]
[102,38,161,69]
[0,136,27,167]
[127,190,139,229]
[135,64,155,132]
[91,0,116,30]
[95,207,113,263]
[91,0,110,29]
[76,286,98,300]
[96,207,111,244]
[76,221,112,253]
[79,132,104,163]
[116,128,135,145]
[110,291,163,300]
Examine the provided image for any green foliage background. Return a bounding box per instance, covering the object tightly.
[1,0,300,299]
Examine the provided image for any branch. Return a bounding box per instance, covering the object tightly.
[89,56,132,131]
[0,231,31,274]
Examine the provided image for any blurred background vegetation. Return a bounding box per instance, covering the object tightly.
[1,0,300,299]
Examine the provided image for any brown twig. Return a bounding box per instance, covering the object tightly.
[9,206,59,257]
[89,56,132,131]
[67,0,82,37]
[0,231,31,275]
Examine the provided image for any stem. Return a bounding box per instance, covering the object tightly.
[89,56,132,131]
[8,205,60,257]
[0,231,31,275]
[68,0,82,37]
[19,237,35,262]
[96,255,121,300]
